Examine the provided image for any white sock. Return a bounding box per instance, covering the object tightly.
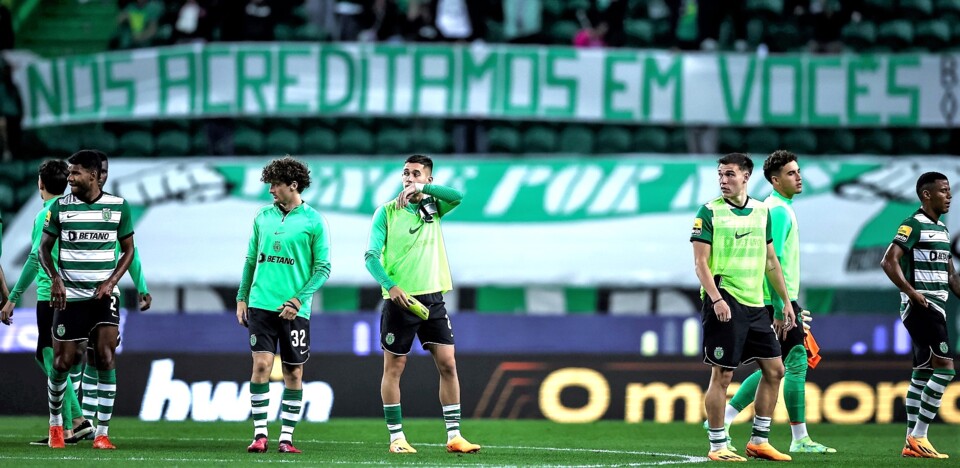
[724,404,740,425]
[790,423,808,441]
[389,429,405,443]
[95,425,109,437]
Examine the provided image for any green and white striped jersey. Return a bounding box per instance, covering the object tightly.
[43,192,134,302]
[892,209,951,319]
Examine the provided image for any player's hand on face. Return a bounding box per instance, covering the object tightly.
[236,301,248,327]
[713,299,732,322]
[388,286,412,310]
[276,297,301,321]
[0,300,14,325]
[50,277,66,310]
[139,293,152,311]
[396,184,419,209]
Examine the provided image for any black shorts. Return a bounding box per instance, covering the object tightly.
[902,301,954,369]
[702,288,781,369]
[36,301,55,361]
[765,300,806,358]
[52,296,119,342]
[247,308,310,365]
[380,292,455,355]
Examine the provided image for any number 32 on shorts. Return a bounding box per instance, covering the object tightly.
[290,329,306,347]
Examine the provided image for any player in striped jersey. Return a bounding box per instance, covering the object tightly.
[38,150,136,450]
[881,172,956,459]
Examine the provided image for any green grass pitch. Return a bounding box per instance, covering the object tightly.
[0,417,956,466]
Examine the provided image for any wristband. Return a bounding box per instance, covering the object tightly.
[711,297,724,305]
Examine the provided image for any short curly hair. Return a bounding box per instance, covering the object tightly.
[261,156,311,193]
[763,150,798,183]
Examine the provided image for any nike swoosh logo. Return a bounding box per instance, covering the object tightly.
[927,233,936,238]
[409,225,422,234]
[735,231,751,239]
[300,349,309,355]
[66,213,80,218]
[274,231,283,235]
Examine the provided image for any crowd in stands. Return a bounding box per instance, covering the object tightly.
[107,0,945,54]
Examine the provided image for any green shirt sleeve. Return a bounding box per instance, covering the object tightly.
[422,184,463,218]
[9,210,46,305]
[893,217,920,250]
[118,200,134,239]
[236,215,260,302]
[43,199,61,237]
[128,246,149,295]
[293,216,331,304]
[689,205,713,244]
[766,206,791,318]
[364,205,397,291]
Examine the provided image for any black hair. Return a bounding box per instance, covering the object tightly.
[762,150,798,183]
[916,172,948,200]
[261,156,311,193]
[67,149,104,179]
[38,159,69,195]
[717,153,753,175]
[405,154,433,173]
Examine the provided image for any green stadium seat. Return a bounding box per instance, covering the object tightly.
[485,19,505,43]
[81,129,119,155]
[781,129,818,155]
[376,127,412,155]
[929,129,957,153]
[542,0,565,17]
[232,126,265,155]
[155,129,191,156]
[523,125,558,153]
[900,0,934,18]
[411,127,450,154]
[766,21,802,52]
[339,126,375,154]
[878,20,914,50]
[818,129,856,154]
[841,21,877,50]
[744,128,780,154]
[191,129,210,155]
[548,20,580,44]
[296,23,327,41]
[0,182,15,212]
[745,0,784,16]
[915,20,951,50]
[38,127,81,156]
[746,18,766,47]
[596,127,632,154]
[302,127,338,154]
[718,128,744,153]
[668,127,687,153]
[624,20,654,47]
[274,24,296,41]
[633,127,669,153]
[896,129,931,154]
[936,0,960,19]
[15,183,34,206]
[857,130,894,154]
[488,126,521,153]
[558,125,594,154]
[265,128,301,156]
[118,130,155,157]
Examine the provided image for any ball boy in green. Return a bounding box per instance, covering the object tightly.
[236,157,331,454]
[364,155,480,455]
[723,151,836,454]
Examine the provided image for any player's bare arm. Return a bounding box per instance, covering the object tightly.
[96,236,135,299]
[947,260,960,298]
[39,231,65,310]
[692,241,730,322]
[880,243,928,307]
[764,243,796,338]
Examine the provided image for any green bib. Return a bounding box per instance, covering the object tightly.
[380,199,453,298]
[708,197,768,307]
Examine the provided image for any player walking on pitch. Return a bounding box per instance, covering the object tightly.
[237,156,331,454]
[880,172,956,459]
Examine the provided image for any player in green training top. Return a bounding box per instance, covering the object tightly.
[0,212,9,305]
[1,159,96,445]
[720,151,835,454]
[881,172,956,459]
[364,154,481,455]
[39,149,136,450]
[690,153,796,462]
[237,156,331,454]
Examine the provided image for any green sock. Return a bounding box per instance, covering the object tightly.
[280,388,303,443]
[95,369,117,437]
[384,404,404,442]
[912,368,956,438]
[250,382,270,439]
[69,363,83,397]
[730,369,762,412]
[81,364,99,421]
[906,369,932,436]
[443,403,462,440]
[783,345,808,424]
